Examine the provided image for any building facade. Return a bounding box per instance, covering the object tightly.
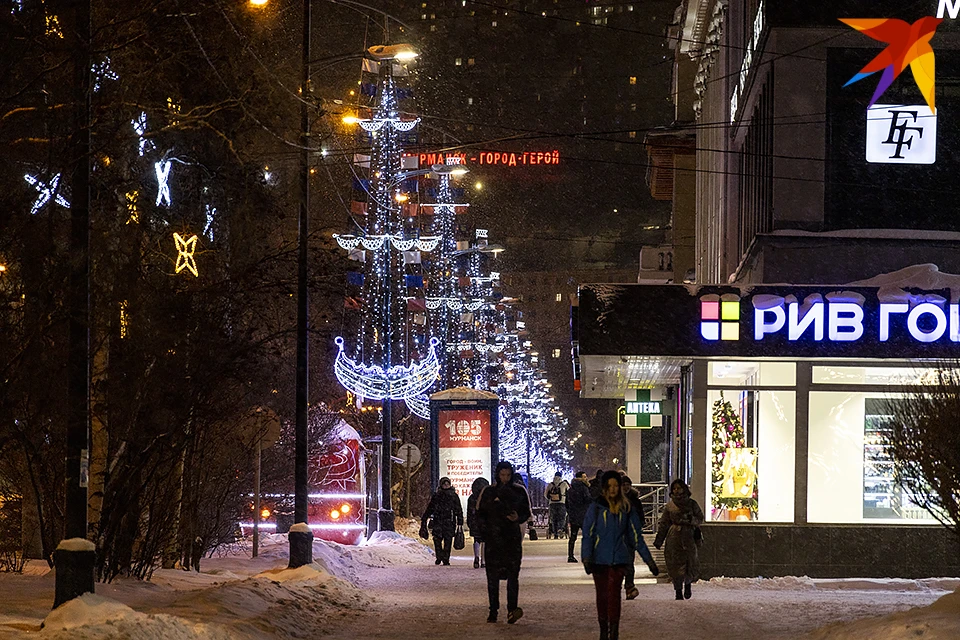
[576,0,960,577]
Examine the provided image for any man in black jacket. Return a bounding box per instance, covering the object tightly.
[477,461,531,625]
[565,471,593,563]
[421,477,463,566]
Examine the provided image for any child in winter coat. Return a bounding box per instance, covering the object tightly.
[582,471,659,640]
[467,476,489,568]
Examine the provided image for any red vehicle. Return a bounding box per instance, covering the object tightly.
[307,420,366,545]
[241,420,367,546]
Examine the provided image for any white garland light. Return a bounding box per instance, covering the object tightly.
[204,204,216,242]
[425,297,487,311]
[334,234,439,253]
[357,117,421,132]
[155,160,172,206]
[24,173,70,214]
[405,393,431,419]
[132,112,154,156]
[333,337,440,400]
[92,56,118,92]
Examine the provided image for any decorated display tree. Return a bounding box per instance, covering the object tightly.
[333,60,440,405]
[710,393,757,515]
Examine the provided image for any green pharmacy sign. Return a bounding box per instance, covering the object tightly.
[621,389,663,429]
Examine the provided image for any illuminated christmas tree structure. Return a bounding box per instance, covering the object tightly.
[333,59,440,403]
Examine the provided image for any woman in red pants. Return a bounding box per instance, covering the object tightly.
[582,471,659,640]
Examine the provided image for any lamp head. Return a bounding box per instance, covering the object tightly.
[367,44,419,61]
[430,163,469,177]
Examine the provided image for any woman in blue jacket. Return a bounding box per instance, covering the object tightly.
[582,471,659,640]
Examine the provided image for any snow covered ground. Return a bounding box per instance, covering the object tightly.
[0,533,956,639]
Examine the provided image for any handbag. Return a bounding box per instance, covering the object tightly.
[453,525,465,550]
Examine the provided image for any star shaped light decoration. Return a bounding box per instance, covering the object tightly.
[25,173,70,215]
[155,160,172,207]
[173,232,199,277]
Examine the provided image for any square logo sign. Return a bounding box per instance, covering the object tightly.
[866,104,936,165]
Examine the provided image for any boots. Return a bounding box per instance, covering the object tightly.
[675,587,684,600]
[599,620,609,640]
[684,582,692,599]
[609,621,619,640]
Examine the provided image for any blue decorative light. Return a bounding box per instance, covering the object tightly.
[334,337,440,400]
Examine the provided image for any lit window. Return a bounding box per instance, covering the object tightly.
[455,57,462,66]
[629,76,637,85]
[492,20,497,26]
[467,97,473,105]
[590,6,601,15]
[630,103,637,112]
[627,4,634,10]
[430,13,435,19]
[555,293,563,302]
[628,131,637,138]
[430,24,436,31]
[553,348,561,358]
[468,58,475,66]
[421,13,427,19]
[421,2,426,6]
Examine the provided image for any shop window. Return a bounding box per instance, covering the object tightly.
[706,389,795,523]
[808,391,938,524]
[812,365,940,385]
[708,361,795,387]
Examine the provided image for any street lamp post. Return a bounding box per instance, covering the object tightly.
[288,0,314,569]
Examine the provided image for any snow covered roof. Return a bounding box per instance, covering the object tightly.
[429,387,498,401]
[848,264,960,303]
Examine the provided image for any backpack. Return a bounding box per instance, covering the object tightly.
[547,483,561,502]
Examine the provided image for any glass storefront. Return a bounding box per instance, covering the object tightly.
[704,362,940,526]
[705,362,796,523]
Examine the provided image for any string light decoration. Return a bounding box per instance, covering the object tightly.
[119,300,129,338]
[92,56,118,92]
[203,204,216,242]
[125,191,139,224]
[25,173,70,215]
[333,337,440,400]
[173,232,198,277]
[45,13,63,38]
[333,234,439,252]
[155,160,172,206]
[404,393,431,420]
[132,112,154,156]
[357,117,421,132]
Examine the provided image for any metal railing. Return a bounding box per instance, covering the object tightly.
[634,483,668,533]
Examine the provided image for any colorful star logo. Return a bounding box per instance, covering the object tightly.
[840,17,942,112]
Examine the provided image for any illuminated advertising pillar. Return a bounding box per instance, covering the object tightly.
[430,389,500,513]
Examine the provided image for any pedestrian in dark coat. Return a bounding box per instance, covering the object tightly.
[421,477,463,566]
[654,479,704,600]
[582,471,658,640]
[620,476,644,599]
[589,468,604,499]
[467,476,489,569]
[565,471,593,563]
[476,460,531,625]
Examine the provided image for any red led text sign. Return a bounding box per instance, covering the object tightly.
[411,150,561,168]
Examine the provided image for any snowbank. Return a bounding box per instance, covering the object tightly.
[708,576,960,593]
[41,593,233,639]
[804,587,960,639]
